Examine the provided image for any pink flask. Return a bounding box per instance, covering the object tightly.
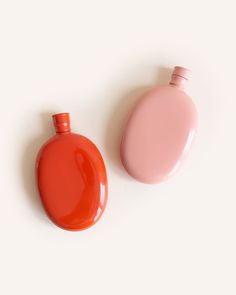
[120,66,198,184]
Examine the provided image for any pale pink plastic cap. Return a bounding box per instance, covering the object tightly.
[170,66,191,89]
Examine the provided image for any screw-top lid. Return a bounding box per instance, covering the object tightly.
[52,113,71,133]
[170,66,191,89]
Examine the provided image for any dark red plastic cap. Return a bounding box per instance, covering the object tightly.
[52,113,71,133]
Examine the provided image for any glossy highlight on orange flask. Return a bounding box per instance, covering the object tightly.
[36,113,108,231]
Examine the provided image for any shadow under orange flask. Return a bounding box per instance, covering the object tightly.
[36,113,108,231]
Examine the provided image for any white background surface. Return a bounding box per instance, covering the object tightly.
[0,0,235,294]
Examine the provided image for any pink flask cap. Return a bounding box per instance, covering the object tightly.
[170,66,191,89]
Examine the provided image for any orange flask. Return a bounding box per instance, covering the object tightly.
[36,113,108,231]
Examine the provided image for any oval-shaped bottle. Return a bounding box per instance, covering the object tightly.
[36,113,108,231]
[120,66,198,184]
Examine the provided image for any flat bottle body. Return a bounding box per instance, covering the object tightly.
[121,85,197,183]
[36,132,108,230]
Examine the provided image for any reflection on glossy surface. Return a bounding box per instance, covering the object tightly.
[36,113,108,231]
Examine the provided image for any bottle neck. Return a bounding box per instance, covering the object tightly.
[52,113,71,134]
[169,66,191,90]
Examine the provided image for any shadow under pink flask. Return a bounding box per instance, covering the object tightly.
[120,66,198,184]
